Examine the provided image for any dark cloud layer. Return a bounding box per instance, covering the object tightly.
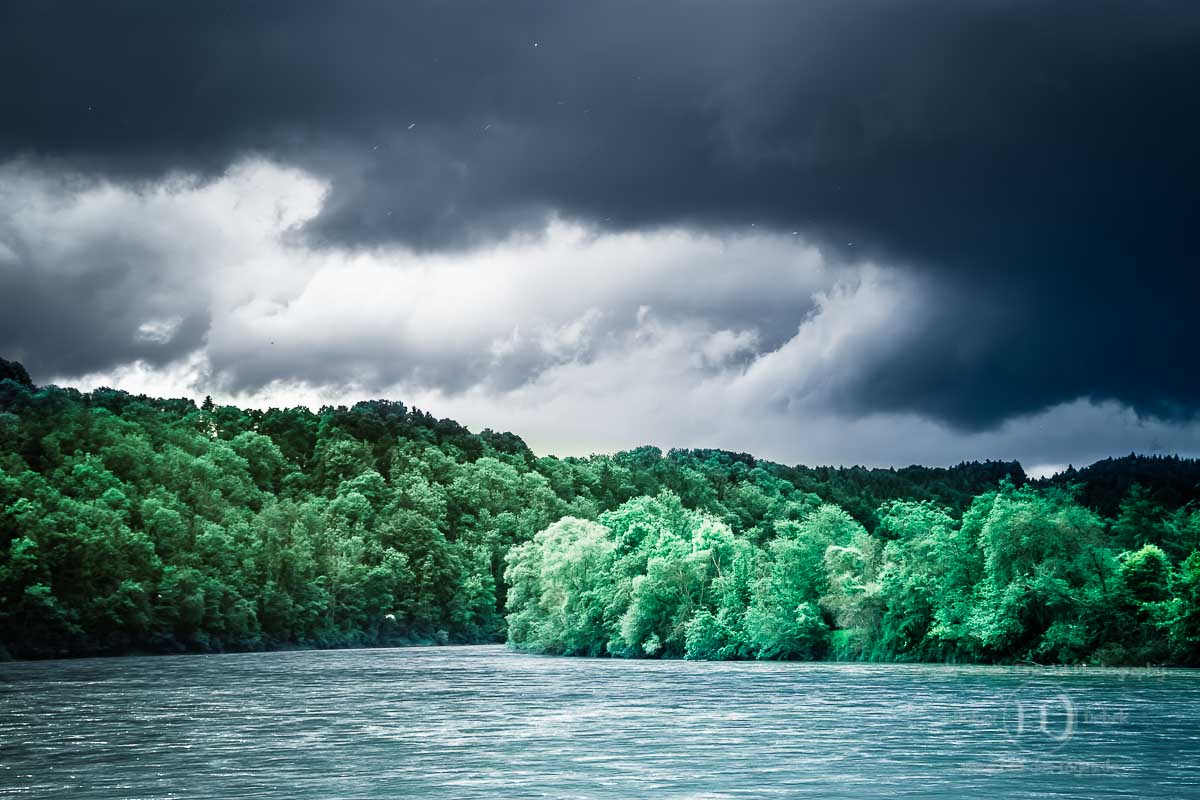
[2,1,1198,429]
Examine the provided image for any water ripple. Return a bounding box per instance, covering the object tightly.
[1,647,1198,798]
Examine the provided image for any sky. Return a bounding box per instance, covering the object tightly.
[2,1,1199,473]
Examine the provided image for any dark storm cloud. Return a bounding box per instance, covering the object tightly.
[0,167,211,374]
[0,261,209,376]
[2,1,1198,428]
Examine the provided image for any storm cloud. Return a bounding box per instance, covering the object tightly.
[1,1,1198,463]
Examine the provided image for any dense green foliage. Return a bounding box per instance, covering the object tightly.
[1,377,555,658]
[507,485,1200,665]
[2,362,1199,665]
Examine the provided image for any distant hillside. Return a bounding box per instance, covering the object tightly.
[1039,454,1200,518]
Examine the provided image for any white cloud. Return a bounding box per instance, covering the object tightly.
[135,317,184,344]
[14,155,1200,469]
[4,154,847,393]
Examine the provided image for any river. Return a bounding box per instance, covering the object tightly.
[2,645,1197,798]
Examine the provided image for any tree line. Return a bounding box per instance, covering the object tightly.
[506,486,1199,664]
[1,358,1197,664]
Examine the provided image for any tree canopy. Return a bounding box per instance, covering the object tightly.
[1,360,1198,665]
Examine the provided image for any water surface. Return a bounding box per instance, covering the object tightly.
[2,645,1198,798]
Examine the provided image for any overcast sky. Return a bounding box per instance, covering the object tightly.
[2,1,1199,472]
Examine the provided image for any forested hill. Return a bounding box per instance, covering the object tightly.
[1,359,1198,664]
[1037,455,1200,519]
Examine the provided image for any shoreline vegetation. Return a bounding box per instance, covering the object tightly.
[1,358,1198,665]
[4,641,1195,675]
[0,637,456,663]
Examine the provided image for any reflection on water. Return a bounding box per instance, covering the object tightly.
[1,645,1197,798]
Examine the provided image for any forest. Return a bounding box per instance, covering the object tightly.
[1,358,1198,665]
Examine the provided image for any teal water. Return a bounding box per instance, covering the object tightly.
[1,645,1198,798]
